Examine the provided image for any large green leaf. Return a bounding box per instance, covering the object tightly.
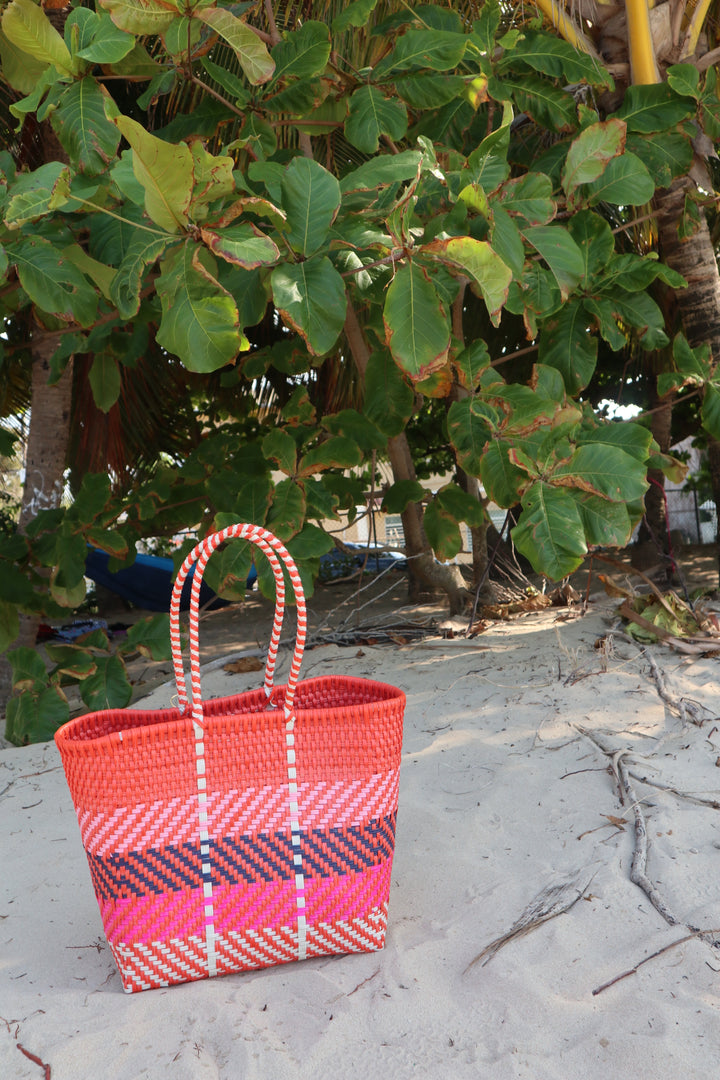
[538,300,597,393]
[114,115,193,233]
[74,11,134,63]
[567,210,615,286]
[601,253,685,292]
[702,385,720,441]
[198,8,274,85]
[424,499,463,561]
[436,483,486,528]
[562,120,626,205]
[626,132,693,188]
[266,478,306,540]
[4,162,71,228]
[99,0,175,36]
[522,225,584,300]
[52,79,121,175]
[89,353,121,413]
[421,237,511,327]
[271,256,346,356]
[80,654,132,711]
[601,289,669,350]
[0,25,48,94]
[447,397,500,475]
[123,614,171,661]
[281,157,341,256]
[363,349,414,437]
[201,223,280,268]
[323,410,387,453]
[479,439,528,506]
[612,83,695,133]
[377,28,467,73]
[552,443,649,502]
[156,244,245,372]
[488,206,526,277]
[111,232,171,319]
[512,482,587,580]
[394,73,465,109]
[495,172,555,226]
[340,150,421,194]
[504,29,611,87]
[580,152,655,207]
[499,75,577,132]
[383,262,450,381]
[466,100,513,190]
[14,237,98,326]
[262,428,297,475]
[298,436,362,476]
[580,421,653,463]
[2,0,73,72]
[576,493,632,547]
[345,86,408,154]
[270,19,330,82]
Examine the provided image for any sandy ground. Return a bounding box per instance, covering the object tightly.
[2,553,720,1078]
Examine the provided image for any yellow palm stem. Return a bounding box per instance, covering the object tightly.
[533,0,604,61]
[680,0,714,59]
[625,0,661,83]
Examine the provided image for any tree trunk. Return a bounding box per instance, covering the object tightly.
[632,371,673,576]
[344,301,469,613]
[0,330,72,710]
[655,175,720,582]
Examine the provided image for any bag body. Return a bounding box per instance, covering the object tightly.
[55,525,405,993]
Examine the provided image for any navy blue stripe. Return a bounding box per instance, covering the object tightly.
[86,814,397,900]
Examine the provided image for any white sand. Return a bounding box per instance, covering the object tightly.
[2,598,720,1078]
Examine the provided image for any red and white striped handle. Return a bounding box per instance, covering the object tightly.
[170,524,307,722]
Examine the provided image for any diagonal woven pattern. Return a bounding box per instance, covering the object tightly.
[56,524,405,992]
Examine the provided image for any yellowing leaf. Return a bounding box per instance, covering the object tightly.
[114,115,193,233]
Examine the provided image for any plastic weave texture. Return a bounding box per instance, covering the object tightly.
[55,524,405,993]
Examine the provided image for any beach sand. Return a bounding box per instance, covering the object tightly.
[2,571,720,1078]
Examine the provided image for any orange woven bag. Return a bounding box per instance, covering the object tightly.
[55,524,405,992]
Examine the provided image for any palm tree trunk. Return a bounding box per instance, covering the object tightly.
[655,175,720,579]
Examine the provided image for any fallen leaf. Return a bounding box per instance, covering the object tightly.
[224,657,263,674]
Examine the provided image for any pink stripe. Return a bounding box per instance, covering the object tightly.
[79,771,399,855]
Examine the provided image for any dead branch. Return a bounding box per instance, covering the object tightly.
[592,928,720,996]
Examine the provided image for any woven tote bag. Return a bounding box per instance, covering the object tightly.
[55,524,406,993]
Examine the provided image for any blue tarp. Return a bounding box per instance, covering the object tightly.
[84,549,252,612]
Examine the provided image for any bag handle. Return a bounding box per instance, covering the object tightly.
[170,524,307,723]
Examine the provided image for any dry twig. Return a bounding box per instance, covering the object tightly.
[592,928,720,996]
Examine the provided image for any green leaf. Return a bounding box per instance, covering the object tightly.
[394,73,465,109]
[554,443,649,502]
[562,119,626,204]
[602,252,685,292]
[281,157,341,257]
[0,600,20,655]
[51,78,120,175]
[4,162,71,228]
[567,210,615,285]
[378,28,467,73]
[466,100,513,190]
[80,654,132,711]
[345,86,408,154]
[501,75,577,132]
[45,643,97,680]
[266,478,306,540]
[262,428,297,474]
[612,82,695,133]
[332,0,379,31]
[298,436,363,476]
[2,0,73,73]
[436,483,486,527]
[424,499,463,561]
[14,237,98,326]
[6,686,69,744]
[9,646,49,692]
[111,232,171,319]
[340,150,421,194]
[271,256,346,356]
[702,386,720,441]
[383,262,450,381]
[580,421,653,463]
[198,7,274,85]
[522,226,584,300]
[576,494,632,548]
[513,483,587,580]
[580,151,655,207]
[447,396,500,476]
[583,298,626,351]
[114,114,193,233]
[363,349,414,437]
[382,479,425,513]
[538,300,597,393]
[421,237,512,327]
[89,353,121,413]
[479,439,528,506]
[626,132,693,188]
[200,57,251,106]
[75,11,134,63]
[453,340,491,391]
[506,29,611,87]
[201,222,280,269]
[270,19,330,81]
[495,172,555,226]
[287,524,334,560]
[323,409,387,452]
[0,24,48,95]
[124,614,170,661]
[667,63,700,100]
[156,244,245,372]
[98,0,174,35]
[602,289,669,350]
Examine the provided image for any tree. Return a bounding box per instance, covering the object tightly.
[2,0,719,741]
